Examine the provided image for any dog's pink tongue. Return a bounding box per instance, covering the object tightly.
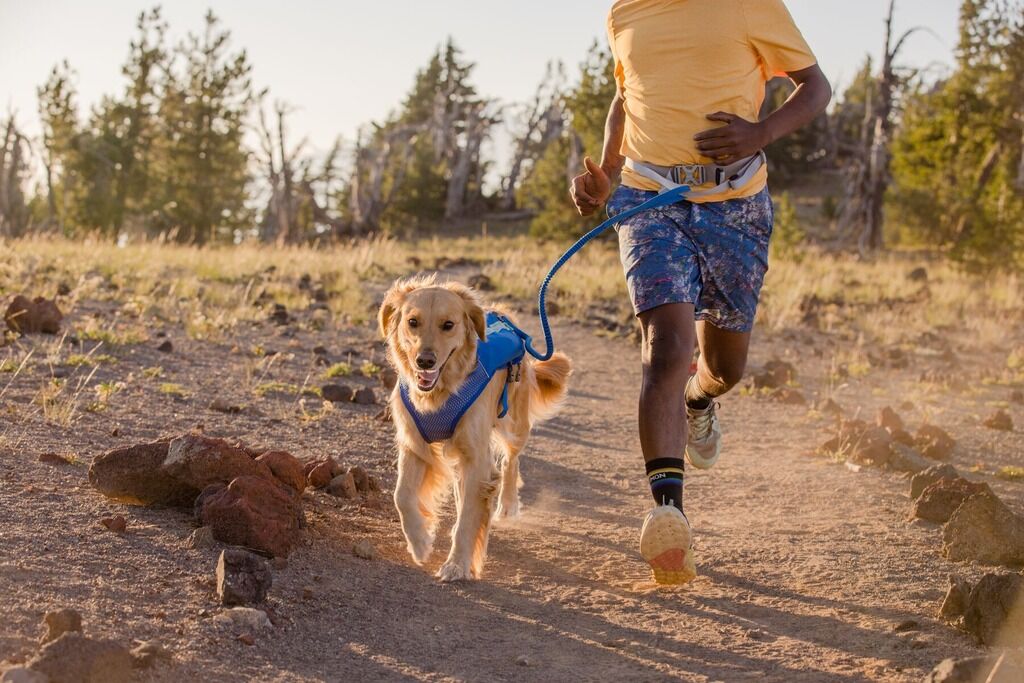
[416,369,439,390]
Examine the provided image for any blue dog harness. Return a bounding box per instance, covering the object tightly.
[399,312,526,444]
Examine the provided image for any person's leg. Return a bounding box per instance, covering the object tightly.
[686,322,752,409]
[638,303,696,466]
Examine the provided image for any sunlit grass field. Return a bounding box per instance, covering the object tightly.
[2,235,1020,352]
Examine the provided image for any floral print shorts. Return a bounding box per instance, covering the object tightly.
[607,185,774,333]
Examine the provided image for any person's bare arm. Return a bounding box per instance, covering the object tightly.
[571,90,626,217]
[694,63,832,164]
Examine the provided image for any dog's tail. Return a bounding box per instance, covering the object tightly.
[528,352,573,423]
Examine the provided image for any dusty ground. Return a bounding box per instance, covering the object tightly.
[1,276,1023,682]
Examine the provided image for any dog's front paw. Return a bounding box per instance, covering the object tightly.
[494,498,520,521]
[436,560,472,583]
[406,533,434,566]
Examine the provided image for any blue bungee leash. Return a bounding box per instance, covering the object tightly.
[503,183,692,361]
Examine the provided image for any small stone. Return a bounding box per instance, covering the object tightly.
[939,576,971,621]
[351,387,376,405]
[255,450,306,493]
[302,587,314,600]
[349,466,370,493]
[270,557,288,570]
[924,656,1004,683]
[130,640,172,669]
[367,475,382,493]
[0,667,49,683]
[983,409,1014,432]
[942,491,1024,566]
[213,607,271,632]
[379,368,398,392]
[269,304,289,325]
[515,655,530,667]
[877,406,904,432]
[216,548,272,606]
[887,443,931,474]
[41,608,82,644]
[892,619,919,632]
[27,633,133,683]
[187,526,217,550]
[237,633,255,646]
[327,472,358,499]
[908,267,928,282]
[468,273,494,291]
[157,340,173,353]
[99,515,127,534]
[306,460,334,489]
[912,478,991,524]
[353,539,377,560]
[321,384,353,403]
[916,424,955,460]
[768,387,806,405]
[962,572,1024,645]
[208,398,242,414]
[38,452,72,466]
[911,464,960,500]
[4,295,63,334]
[752,359,796,389]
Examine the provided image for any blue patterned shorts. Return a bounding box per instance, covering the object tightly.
[607,185,774,333]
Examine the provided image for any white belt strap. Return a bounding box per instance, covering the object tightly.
[624,151,766,199]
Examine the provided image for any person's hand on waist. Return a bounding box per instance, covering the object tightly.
[693,112,769,165]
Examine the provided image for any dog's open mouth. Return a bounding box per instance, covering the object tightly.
[415,369,440,392]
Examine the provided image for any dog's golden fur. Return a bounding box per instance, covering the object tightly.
[379,275,572,582]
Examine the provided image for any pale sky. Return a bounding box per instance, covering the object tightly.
[1,1,960,160]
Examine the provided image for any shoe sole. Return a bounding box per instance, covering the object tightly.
[640,509,697,585]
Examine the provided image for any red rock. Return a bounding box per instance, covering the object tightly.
[39,452,72,465]
[99,515,127,533]
[752,359,796,389]
[162,434,272,494]
[255,451,305,493]
[197,476,302,558]
[877,406,904,432]
[307,460,334,489]
[348,466,370,493]
[911,464,960,499]
[41,609,82,644]
[848,426,893,467]
[912,478,991,523]
[88,440,191,506]
[28,633,133,683]
[237,633,255,646]
[352,387,377,405]
[963,572,1024,646]
[983,410,1014,432]
[379,368,398,392]
[327,471,358,499]
[916,424,955,460]
[943,491,1024,566]
[4,295,63,334]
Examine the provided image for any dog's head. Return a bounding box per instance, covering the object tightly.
[379,276,487,395]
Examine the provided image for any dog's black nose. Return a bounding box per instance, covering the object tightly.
[416,353,436,370]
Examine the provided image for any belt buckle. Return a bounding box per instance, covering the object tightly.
[671,164,705,186]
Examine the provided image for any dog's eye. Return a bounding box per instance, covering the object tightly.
[441,321,455,331]
[408,318,419,328]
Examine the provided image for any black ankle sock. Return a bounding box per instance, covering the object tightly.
[646,457,685,512]
[686,376,712,410]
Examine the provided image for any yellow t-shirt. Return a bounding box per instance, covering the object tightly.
[607,0,817,201]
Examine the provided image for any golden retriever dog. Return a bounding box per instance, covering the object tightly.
[379,275,572,582]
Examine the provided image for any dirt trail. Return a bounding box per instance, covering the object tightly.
[0,319,1002,682]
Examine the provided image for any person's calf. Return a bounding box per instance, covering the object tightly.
[686,358,746,409]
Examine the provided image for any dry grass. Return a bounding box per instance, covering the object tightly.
[1,235,1019,352]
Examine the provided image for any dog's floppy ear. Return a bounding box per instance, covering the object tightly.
[449,283,487,341]
[378,284,406,338]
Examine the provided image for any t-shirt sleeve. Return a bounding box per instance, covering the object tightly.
[606,11,626,91]
[742,0,817,78]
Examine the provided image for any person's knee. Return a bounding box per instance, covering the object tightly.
[701,356,746,390]
[642,326,694,382]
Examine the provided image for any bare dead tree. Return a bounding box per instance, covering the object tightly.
[0,115,31,238]
[838,0,930,253]
[501,62,566,211]
[349,123,423,233]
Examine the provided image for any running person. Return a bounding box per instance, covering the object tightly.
[571,0,831,584]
